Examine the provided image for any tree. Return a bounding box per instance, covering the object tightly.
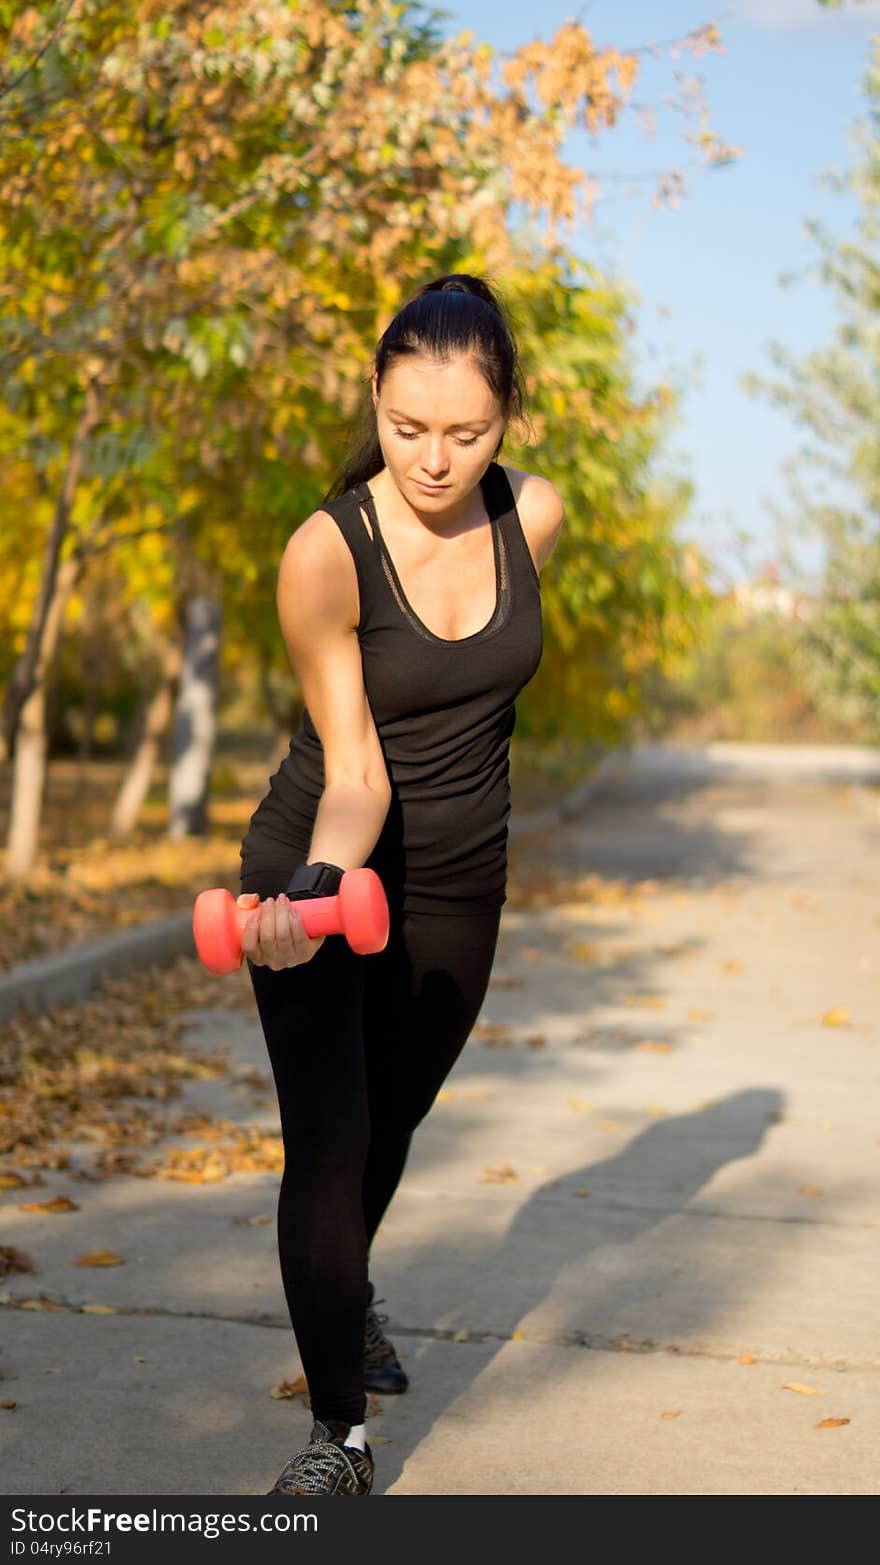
[743,40,880,741]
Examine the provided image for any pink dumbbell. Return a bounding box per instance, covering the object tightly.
[193,867,390,974]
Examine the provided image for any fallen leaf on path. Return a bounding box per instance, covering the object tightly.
[74,1250,125,1267]
[18,1196,79,1214]
[435,1090,456,1103]
[566,943,602,963]
[270,1375,308,1401]
[720,959,743,974]
[473,1021,513,1048]
[821,1008,851,1028]
[453,1329,471,1342]
[636,1041,673,1055]
[571,1188,590,1197]
[598,1120,623,1132]
[783,1382,822,1396]
[621,994,666,1010]
[479,1163,518,1184]
[520,948,546,963]
[567,1097,592,1112]
[660,1410,681,1420]
[524,1033,547,1048]
[81,1303,121,1314]
[738,1354,756,1365]
[815,1418,850,1429]
[0,1399,16,1410]
[0,1172,29,1189]
[799,1186,824,1198]
[687,1009,712,1022]
[0,1246,36,1275]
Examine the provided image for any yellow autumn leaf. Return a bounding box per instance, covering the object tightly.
[81,1303,120,1315]
[479,1162,519,1183]
[738,1353,756,1365]
[567,1097,592,1112]
[74,1250,125,1267]
[19,1195,79,1213]
[783,1382,822,1396]
[660,1410,681,1420]
[815,1417,850,1429]
[821,1007,850,1028]
[270,1375,308,1400]
[636,1041,673,1055]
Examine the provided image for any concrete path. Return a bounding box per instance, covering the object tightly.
[2,742,878,1495]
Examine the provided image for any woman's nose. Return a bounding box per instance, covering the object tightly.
[422,441,449,475]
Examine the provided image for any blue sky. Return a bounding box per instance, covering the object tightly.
[432,0,880,587]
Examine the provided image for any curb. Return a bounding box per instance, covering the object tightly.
[0,748,627,1026]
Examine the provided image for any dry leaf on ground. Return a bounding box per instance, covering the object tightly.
[18,1196,79,1213]
[479,1163,518,1184]
[0,1246,37,1275]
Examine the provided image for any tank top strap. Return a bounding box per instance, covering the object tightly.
[482,461,541,590]
[316,489,385,632]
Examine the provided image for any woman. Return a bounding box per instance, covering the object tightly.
[238,274,565,1496]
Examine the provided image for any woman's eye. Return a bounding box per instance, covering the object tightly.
[394,429,478,446]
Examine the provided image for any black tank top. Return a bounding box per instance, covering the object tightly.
[240,460,544,914]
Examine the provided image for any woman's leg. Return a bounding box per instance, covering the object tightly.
[241,859,371,1430]
[360,906,502,1248]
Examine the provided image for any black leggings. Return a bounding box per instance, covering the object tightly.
[240,859,501,1428]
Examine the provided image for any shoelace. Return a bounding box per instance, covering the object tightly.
[273,1438,364,1494]
[364,1296,396,1364]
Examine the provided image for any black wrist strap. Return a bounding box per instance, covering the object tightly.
[284,861,346,900]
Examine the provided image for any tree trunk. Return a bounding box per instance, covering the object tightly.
[0,382,100,764]
[167,595,222,839]
[109,640,183,841]
[4,554,82,881]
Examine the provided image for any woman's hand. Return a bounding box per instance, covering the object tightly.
[237,892,326,970]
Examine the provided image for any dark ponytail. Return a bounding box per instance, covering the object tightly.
[320,273,532,503]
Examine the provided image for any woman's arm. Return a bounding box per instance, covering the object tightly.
[275,509,392,870]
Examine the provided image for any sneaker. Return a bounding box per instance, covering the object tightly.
[267,1419,374,1495]
[364,1280,409,1394]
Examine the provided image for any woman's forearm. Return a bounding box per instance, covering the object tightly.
[306,778,391,870]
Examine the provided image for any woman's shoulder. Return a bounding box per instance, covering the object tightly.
[496,463,566,575]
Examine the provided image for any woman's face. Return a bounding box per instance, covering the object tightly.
[372,352,509,508]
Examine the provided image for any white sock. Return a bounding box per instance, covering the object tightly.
[343,1422,367,1452]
